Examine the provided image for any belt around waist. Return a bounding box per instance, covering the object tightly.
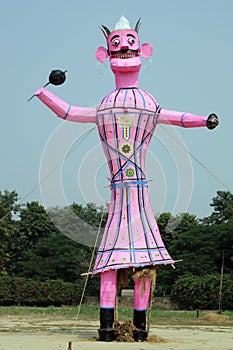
[110,180,148,189]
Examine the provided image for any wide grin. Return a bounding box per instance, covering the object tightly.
[110,50,139,59]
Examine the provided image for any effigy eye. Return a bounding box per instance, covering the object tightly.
[128,37,135,44]
[112,39,120,46]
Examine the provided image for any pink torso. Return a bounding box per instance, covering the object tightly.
[96,88,159,186]
[93,88,174,274]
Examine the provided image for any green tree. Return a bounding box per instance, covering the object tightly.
[157,212,172,246]
[157,212,198,246]
[0,190,19,275]
[156,212,199,295]
[6,202,104,295]
[170,224,218,276]
[157,217,233,296]
[19,201,57,248]
[6,201,58,275]
[211,219,233,274]
[171,273,233,310]
[10,221,100,296]
[202,191,233,225]
[47,202,108,248]
[15,231,91,281]
[172,213,199,235]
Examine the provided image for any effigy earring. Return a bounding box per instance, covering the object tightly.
[143,58,152,71]
[96,61,108,75]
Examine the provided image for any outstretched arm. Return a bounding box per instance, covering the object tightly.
[156,108,218,129]
[35,87,97,124]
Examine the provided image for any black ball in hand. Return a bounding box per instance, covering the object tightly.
[206,113,219,130]
[49,70,67,85]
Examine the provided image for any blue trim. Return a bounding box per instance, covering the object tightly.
[181,113,187,127]
[63,104,71,119]
[111,180,148,189]
[123,89,129,106]
[137,89,146,109]
[98,111,155,117]
[93,258,175,274]
[104,89,115,108]
[134,308,147,311]
[127,186,136,263]
[104,185,123,265]
[154,106,161,126]
[97,248,167,253]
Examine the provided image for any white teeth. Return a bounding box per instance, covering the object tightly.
[111,53,137,59]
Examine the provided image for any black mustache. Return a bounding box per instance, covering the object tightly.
[110,49,139,55]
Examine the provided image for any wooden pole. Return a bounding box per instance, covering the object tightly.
[115,293,119,321]
[147,269,157,335]
[218,250,224,314]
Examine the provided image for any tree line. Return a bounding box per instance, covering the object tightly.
[0,189,232,309]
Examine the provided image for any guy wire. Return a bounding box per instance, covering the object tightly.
[69,206,106,340]
[158,124,231,193]
[0,126,96,224]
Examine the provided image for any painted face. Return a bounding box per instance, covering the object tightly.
[107,29,140,57]
[107,29,141,72]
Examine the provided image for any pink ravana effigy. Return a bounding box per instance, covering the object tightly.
[34,16,218,342]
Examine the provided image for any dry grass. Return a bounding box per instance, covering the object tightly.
[203,312,229,322]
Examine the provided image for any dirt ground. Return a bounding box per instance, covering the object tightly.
[0,315,233,350]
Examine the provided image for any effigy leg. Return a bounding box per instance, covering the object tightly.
[133,273,151,342]
[98,270,117,342]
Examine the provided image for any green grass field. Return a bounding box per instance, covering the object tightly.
[0,306,232,326]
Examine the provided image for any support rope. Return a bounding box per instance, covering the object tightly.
[158,124,231,192]
[1,123,231,226]
[0,126,96,224]
[68,206,106,343]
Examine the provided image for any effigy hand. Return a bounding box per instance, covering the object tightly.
[27,69,67,102]
[206,113,219,129]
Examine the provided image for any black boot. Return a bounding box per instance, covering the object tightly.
[98,308,115,342]
[133,309,148,342]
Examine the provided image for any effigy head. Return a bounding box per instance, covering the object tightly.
[96,16,153,73]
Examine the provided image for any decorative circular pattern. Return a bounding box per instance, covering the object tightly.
[125,168,134,177]
[120,143,132,154]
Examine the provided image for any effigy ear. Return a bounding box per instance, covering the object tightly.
[96,46,109,62]
[140,43,153,58]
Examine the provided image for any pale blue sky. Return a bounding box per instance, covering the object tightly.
[1,0,232,218]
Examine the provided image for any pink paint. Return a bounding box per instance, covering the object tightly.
[34,18,216,277]
[96,46,108,62]
[34,17,218,336]
[96,27,153,89]
[134,276,151,310]
[100,270,117,308]
[35,87,96,123]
